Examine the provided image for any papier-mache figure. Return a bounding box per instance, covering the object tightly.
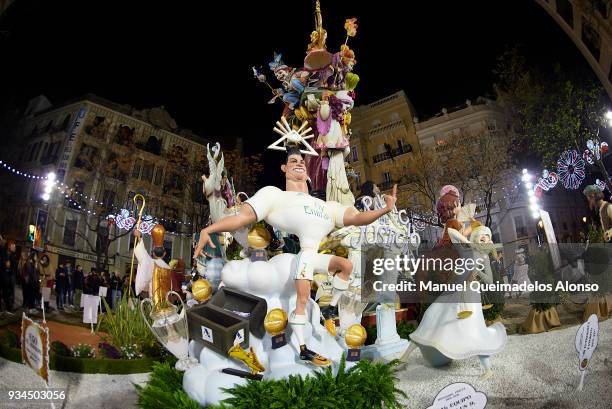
[268,53,310,110]
[583,184,612,242]
[253,0,359,207]
[401,220,506,379]
[195,147,397,366]
[134,224,174,314]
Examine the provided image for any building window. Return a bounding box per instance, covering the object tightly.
[582,22,601,61]
[131,159,142,179]
[96,226,109,253]
[40,142,49,162]
[62,114,71,131]
[556,0,573,28]
[163,239,173,263]
[63,219,78,247]
[27,143,37,162]
[141,162,154,183]
[102,190,116,208]
[194,180,204,203]
[383,171,391,182]
[129,232,136,250]
[163,207,179,232]
[514,216,527,238]
[351,146,358,162]
[154,167,164,185]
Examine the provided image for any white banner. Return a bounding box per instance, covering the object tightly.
[82,294,100,324]
[41,287,51,302]
[98,286,108,297]
[57,107,88,182]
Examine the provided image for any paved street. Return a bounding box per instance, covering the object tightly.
[397,319,612,409]
[0,357,148,409]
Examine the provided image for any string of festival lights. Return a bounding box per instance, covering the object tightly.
[0,159,195,235]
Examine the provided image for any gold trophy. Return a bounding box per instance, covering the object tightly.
[344,324,367,361]
[264,308,288,349]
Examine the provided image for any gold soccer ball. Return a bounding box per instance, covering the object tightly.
[192,279,212,302]
[247,226,271,249]
[264,309,288,335]
[345,324,367,348]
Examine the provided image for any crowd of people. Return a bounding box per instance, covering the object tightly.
[0,233,134,315]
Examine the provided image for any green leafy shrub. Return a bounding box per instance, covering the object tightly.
[51,341,71,357]
[71,343,96,358]
[0,331,20,348]
[97,295,158,356]
[396,321,415,340]
[136,355,407,409]
[365,324,377,345]
[483,303,505,321]
[135,361,200,409]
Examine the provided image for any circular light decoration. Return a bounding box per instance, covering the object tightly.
[556,150,585,190]
[107,209,156,234]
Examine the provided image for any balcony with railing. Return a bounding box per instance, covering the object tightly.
[372,143,413,164]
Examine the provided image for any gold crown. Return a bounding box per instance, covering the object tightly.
[264,309,288,335]
[192,279,212,302]
[248,225,271,249]
[344,324,367,348]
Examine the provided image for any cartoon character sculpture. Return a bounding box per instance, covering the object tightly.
[253,0,359,206]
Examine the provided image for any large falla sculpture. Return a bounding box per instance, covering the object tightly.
[179,2,376,406]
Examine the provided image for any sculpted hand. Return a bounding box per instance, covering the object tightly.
[194,230,215,259]
[383,184,397,213]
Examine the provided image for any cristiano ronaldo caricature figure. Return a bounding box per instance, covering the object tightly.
[194,147,396,366]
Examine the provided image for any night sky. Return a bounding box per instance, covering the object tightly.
[0,0,593,187]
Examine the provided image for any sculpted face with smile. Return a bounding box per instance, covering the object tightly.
[281,148,309,192]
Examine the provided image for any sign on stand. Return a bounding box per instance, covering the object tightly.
[21,313,50,385]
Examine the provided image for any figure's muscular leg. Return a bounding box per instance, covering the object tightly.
[321,256,353,336]
[294,279,311,316]
[290,278,331,367]
[328,255,352,307]
[328,255,352,281]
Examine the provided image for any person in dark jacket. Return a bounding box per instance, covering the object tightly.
[84,270,101,296]
[73,265,84,309]
[6,242,18,312]
[110,271,123,309]
[55,263,66,309]
[65,262,74,306]
[23,254,40,313]
[1,260,12,312]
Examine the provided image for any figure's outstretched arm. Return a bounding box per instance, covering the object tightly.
[343,184,397,227]
[194,204,257,258]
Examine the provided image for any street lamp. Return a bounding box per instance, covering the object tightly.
[582,216,587,223]
[606,110,612,126]
[41,171,56,202]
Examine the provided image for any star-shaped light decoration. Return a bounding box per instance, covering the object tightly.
[268,117,318,156]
